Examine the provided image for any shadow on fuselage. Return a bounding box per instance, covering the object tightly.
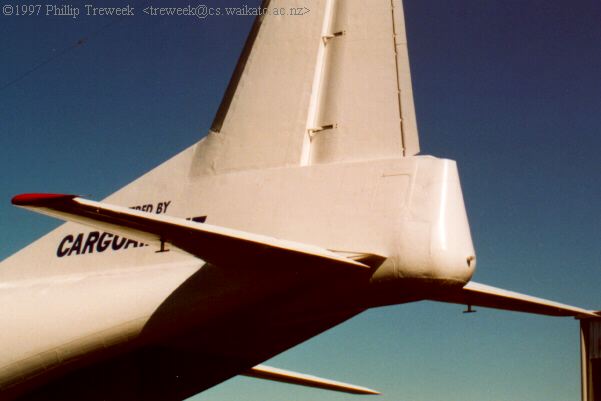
[13,261,375,401]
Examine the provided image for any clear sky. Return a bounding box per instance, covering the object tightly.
[1,1,599,400]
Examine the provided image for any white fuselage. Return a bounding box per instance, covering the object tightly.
[0,154,476,396]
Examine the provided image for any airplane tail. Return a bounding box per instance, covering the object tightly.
[2,2,598,400]
[195,0,419,174]
[1,0,421,280]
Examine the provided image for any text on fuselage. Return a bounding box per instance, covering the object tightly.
[55,199,206,257]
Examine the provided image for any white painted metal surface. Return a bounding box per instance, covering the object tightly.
[0,0,596,399]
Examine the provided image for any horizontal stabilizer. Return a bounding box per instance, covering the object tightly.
[430,281,599,319]
[243,364,380,395]
[12,193,373,271]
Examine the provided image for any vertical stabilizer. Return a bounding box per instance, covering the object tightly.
[195,0,420,175]
[198,0,325,174]
[307,0,420,164]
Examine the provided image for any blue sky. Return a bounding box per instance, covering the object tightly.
[1,1,599,400]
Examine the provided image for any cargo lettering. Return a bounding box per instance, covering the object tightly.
[57,231,147,257]
[55,212,207,257]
